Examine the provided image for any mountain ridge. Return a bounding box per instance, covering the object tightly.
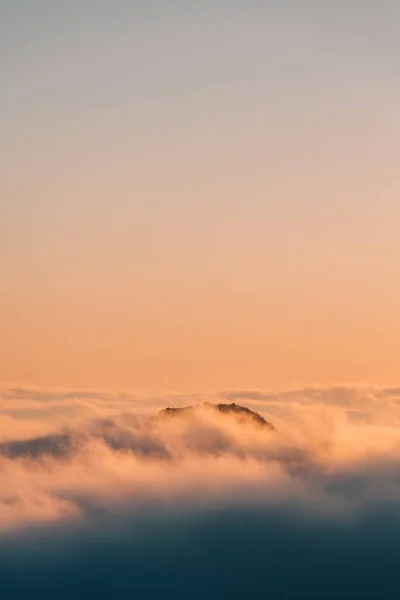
[158,402,276,430]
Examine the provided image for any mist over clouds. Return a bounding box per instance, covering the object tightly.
[1,384,400,598]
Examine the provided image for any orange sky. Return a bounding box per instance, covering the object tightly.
[1,3,400,391]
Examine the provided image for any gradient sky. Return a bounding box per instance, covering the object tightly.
[1,1,400,391]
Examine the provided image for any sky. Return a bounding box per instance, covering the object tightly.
[1,1,400,392]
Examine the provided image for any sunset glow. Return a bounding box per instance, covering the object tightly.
[1,3,400,598]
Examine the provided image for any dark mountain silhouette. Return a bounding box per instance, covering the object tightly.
[0,427,167,461]
[158,402,276,430]
[0,434,73,459]
[0,403,275,460]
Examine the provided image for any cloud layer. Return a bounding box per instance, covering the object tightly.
[1,384,400,598]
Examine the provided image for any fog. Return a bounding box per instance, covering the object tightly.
[1,384,400,598]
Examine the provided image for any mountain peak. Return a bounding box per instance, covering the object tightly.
[158,402,275,430]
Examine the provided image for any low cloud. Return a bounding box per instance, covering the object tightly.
[1,383,400,598]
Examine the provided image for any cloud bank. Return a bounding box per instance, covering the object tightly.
[1,384,400,598]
